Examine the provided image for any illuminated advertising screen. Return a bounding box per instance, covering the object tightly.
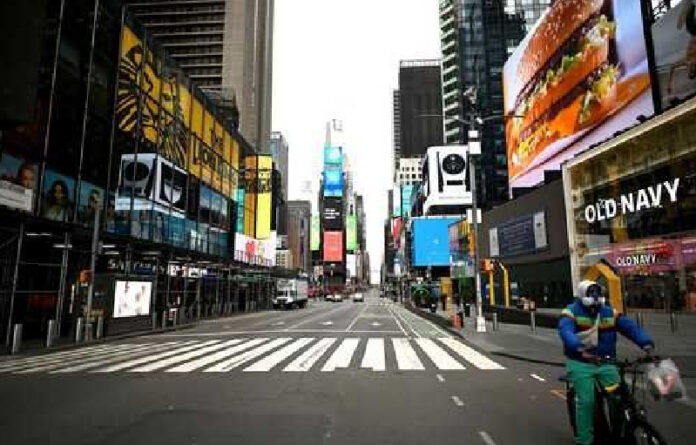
[113,281,152,318]
[323,167,343,197]
[255,155,273,239]
[504,0,654,188]
[401,185,415,217]
[311,215,321,251]
[346,214,357,252]
[323,231,343,263]
[0,152,36,213]
[392,185,402,217]
[347,254,357,277]
[652,1,696,109]
[323,197,343,230]
[323,145,343,165]
[411,217,460,267]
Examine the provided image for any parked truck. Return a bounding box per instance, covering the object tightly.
[273,278,308,309]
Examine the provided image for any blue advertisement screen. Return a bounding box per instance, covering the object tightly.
[324,145,342,165]
[323,168,343,197]
[401,185,414,217]
[412,217,459,267]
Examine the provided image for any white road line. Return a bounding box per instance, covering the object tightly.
[243,338,315,372]
[451,395,464,407]
[345,304,370,332]
[283,338,337,372]
[50,342,183,373]
[286,305,350,330]
[393,309,421,338]
[13,344,154,374]
[91,340,220,373]
[436,374,445,382]
[203,338,291,372]
[415,338,465,370]
[438,337,505,370]
[530,373,546,382]
[360,338,385,372]
[321,338,360,372]
[160,329,402,336]
[128,340,243,372]
[392,338,425,370]
[165,338,268,373]
[388,306,409,337]
[0,343,132,370]
[479,431,498,445]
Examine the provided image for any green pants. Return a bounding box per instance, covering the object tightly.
[566,359,621,445]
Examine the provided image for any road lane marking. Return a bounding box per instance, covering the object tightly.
[370,322,382,327]
[438,337,505,370]
[243,338,315,372]
[321,321,334,326]
[392,338,425,370]
[50,342,184,373]
[13,344,157,373]
[415,338,465,370]
[393,309,421,338]
[345,303,370,332]
[203,338,291,372]
[0,343,137,372]
[271,322,285,326]
[286,304,350,330]
[436,374,445,382]
[165,338,268,372]
[283,338,337,372]
[91,340,221,372]
[321,338,359,372]
[530,373,546,382]
[128,340,243,372]
[388,306,409,337]
[360,338,385,371]
[479,431,498,445]
[160,329,401,335]
[451,395,464,407]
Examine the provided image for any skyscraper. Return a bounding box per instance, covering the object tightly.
[287,200,311,273]
[122,0,274,149]
[439,0,549,208]
[270,131,288,235]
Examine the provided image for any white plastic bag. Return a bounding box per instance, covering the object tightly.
[646,359,687,401]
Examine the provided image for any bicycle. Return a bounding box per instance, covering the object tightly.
[560,355,669,445]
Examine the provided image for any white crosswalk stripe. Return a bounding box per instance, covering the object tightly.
[3,336,506,375]
[321,338,359,372]
[283,338,337,372]
[244,338,315,372]
[392,338,425,370]
[438,337,505,370]
[415,338,465,370]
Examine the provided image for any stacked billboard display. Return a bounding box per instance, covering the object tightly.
[504,0,655,189]
[323,145,343,198]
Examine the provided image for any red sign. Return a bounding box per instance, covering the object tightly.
[323,231,343,263]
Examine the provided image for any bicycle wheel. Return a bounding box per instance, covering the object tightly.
[625,419,668,445]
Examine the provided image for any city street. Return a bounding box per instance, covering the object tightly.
[0,290,689,445]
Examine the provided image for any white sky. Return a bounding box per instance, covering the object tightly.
[272,0,441,283]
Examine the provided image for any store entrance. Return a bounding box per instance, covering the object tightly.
[622,272,680,312]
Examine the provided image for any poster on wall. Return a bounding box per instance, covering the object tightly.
[323,197,343,230]
[323,168,343,197]
[323,231,343,263]
[652,0,696,109]
[42,169,75,222]
[323,145,343,165]
[346,214,357,252]
[504,0,654,189]
[311,215,321,251]
[0,152,37,212]
[113,280,152,318]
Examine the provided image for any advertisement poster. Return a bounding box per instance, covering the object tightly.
[401,185,415,217]
[113,280,152,318]
[652,0,696,109]
[77,181,104,226]
[322,197,343,230]
[504,0,654,188]
[0,152,36,213]
[42,169,75,222]
[347,254,357,277]
[411,218,459,267]
[255,155,273,239]
[311,215,321,251]
[346,214,357,252]
[392,185,402,217]
[323,145,343,165]
[323,231,343,263]
[323,168,343,197]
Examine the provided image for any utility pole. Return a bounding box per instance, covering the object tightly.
[467,123,486,333]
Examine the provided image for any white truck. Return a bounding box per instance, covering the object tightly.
[273,278,308,309]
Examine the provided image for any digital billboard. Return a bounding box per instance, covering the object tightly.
[347,254,357,277]
[113,281,152,318]
[652,1,696,109]
[401,185,415,217]
[346,214,357,252]
[310,214,321,251]
[392,185,402,217]
[323,197,343,230]
[255,155,273,239]
[323,167,343,197]
[504,0,654,188]
[323,231,343,263]
[323,145,343,165]
[0,152,36,213]
[411,217,460,267]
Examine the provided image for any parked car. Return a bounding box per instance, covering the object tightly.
[333,293,343,302]
[352,293,364,303]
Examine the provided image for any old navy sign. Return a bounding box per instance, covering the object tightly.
[584,178,680,224]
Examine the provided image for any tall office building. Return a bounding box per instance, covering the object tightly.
[392,90,401,175]
[287,201,311,273]
[270,131,288,235]
[439,0,549,208]
[394,60,443,172]
[123,0,274,149]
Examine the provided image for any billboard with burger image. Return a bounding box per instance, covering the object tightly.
[504,0,655,189]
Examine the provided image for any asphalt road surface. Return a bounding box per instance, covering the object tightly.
[0,289,691,445]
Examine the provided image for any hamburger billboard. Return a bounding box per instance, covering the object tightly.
[504,0,655,189]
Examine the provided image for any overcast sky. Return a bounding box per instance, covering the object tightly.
[272,0,441,283]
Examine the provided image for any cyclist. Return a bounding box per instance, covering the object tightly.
[558,280,654,445]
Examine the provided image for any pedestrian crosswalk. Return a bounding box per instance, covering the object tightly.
[0,337,505,375]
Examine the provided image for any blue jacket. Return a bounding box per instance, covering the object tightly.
[558,301,653,361]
